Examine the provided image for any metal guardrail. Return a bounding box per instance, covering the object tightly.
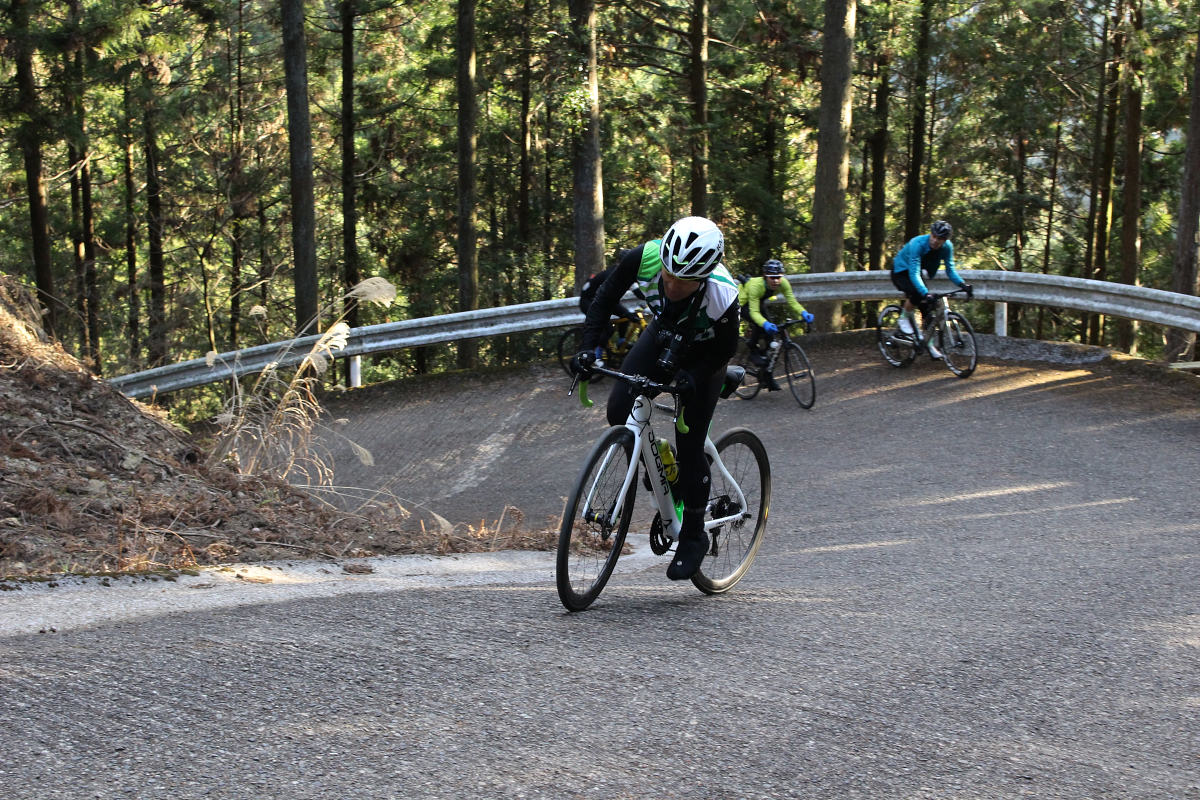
[109,297,587,398]
[108,269,1200,399]
[792,269,1200,333]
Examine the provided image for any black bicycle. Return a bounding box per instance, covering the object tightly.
[734,319,816,408]
[876,288,977,378]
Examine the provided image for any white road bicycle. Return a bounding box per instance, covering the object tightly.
[876,288,978,378]
[556,364,771,611]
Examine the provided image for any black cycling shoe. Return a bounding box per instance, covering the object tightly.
[763,375,782,392]
[666,532,709,580]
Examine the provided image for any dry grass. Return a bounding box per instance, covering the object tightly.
[0,275,555,580]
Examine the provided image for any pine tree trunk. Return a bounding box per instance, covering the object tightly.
[282,0,320,336]
[1088,0,1125,345]
[809,0,856,332]
[1009,135,1027,337]
[340,0,360,381]
[903,0,932,241]
[1080,9,1109,338]
[517,0,534,302]
[1037,121,1062,341]
[1116,0,1144,353]
[569,0,605,289]
[144,105,168,368]
[1164,26,1200,362]
[869,46,890,272]
[689,0,709,217]
[341,0,360,327]
[123,82,140,367]
[12,0,58,338]
[457,0,480,368]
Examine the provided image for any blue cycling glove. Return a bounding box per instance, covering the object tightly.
[801,311,814,324]
[762,321,779,335]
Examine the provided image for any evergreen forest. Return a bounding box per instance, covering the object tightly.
[3,0,1200,393]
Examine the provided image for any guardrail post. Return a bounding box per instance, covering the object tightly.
[349,355,362,388]
[994,302,1008,337]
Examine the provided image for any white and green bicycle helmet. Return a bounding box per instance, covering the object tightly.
[659,216,725,280]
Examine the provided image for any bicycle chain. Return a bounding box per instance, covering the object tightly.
[649,513,673,555]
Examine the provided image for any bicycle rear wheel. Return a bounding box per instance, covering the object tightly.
[940,311,978,378]
[781,341,816,409]
[556,427,637,611]
[693,428,770,595]
[733,340,762,399]
[876,305,916,367]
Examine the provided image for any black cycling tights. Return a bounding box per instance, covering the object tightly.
[605,321,725,517]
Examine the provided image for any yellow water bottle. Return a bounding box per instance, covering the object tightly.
[657,438,679,485]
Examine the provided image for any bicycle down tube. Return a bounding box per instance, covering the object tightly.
[578,372,744,538]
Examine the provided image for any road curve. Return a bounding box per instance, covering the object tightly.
[1,333,1197,799]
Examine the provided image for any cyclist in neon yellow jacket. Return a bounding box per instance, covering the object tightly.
[569,217,740,581]
[739,259,813,391]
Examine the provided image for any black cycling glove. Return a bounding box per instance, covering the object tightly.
[570,349,597,378]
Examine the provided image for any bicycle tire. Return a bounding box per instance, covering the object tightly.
[940,311,978,378]
[733,340,762,399]
[556,327,584,377]
[781,340,816,409]
[876,305,916,367]
[692,428,770,595]
[556,326,607,384]
[556,426,637,611]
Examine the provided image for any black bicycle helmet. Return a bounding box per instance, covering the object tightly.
[930,220,953,240]
[762,259,785,276]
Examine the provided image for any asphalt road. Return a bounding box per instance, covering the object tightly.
[1,334,1198,799]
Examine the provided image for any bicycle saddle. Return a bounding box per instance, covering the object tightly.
[721,366,746,398]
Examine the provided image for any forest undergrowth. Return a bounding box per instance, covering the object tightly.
[0,275,554,581]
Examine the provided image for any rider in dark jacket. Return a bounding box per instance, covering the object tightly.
[571,217,740,580]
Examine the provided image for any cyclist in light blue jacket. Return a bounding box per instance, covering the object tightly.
[890,220,973,358]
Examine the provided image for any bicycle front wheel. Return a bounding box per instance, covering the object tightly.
[781,341,816,409]
[940,311,978,378]
[556,426,637,611]
[876,305,916,367]
[556,327,584,377]
[693,428,770,595]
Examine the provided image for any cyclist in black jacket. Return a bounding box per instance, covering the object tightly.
[578,264,638,345]
[570,217,741,580]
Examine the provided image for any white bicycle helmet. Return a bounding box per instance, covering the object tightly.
[659,216,725,279]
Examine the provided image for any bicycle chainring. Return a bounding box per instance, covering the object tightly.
[649,513,673,555]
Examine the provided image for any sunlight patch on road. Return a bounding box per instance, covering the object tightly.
[948,482,1073,501]
[951,497,1136,519]
[796,538,915,554]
